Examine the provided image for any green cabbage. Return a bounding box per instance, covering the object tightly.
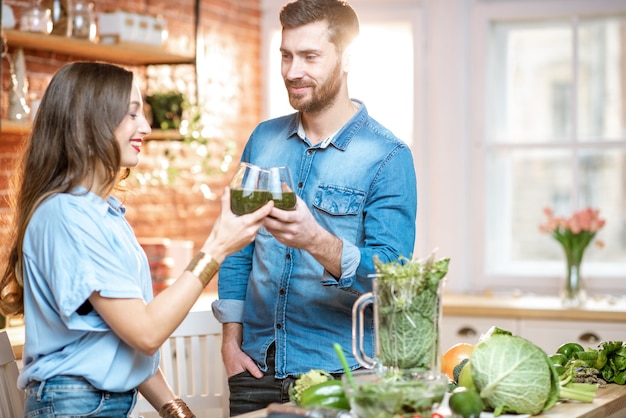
[470,331,560,416]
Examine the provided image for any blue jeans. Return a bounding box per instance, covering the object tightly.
[24,376,137,418]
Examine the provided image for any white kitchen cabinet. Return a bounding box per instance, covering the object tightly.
[519,318,626,354]
[440,315,518,352]
[441,294,626,354]
[441,313,625,356]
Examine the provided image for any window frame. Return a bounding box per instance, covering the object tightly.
[469,0,626,295]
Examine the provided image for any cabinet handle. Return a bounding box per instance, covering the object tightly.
[457,327,478,338]
[578,332,600,344]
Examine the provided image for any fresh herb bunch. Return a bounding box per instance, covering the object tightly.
[373,252,450,370]
[597,341,626,384]
[554,340,626,386]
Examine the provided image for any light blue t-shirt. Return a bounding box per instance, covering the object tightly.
[18,187,159,391]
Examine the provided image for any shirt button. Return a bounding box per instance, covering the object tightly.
[307,150,313,155]
[276,323,282,329]
[279,288,285,295]
[297,182,303,188]
[286,253,291,260]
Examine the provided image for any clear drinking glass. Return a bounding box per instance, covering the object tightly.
[70,0,96,41]
[267,166,296,210]
[20,0,53,33]
[229,163,270,215]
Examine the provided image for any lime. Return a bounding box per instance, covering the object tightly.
[449,387,484,418]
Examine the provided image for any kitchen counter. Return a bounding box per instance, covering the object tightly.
[442,293,626,322]
[539,384,626,418]
[236,384,626,418]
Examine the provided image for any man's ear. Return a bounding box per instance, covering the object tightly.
[342,43,355,73]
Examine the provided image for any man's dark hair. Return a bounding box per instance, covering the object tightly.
[279,0,360,53]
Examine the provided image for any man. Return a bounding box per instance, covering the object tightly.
[211,0,417,415]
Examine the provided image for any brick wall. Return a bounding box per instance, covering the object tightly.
[1,0,261,290]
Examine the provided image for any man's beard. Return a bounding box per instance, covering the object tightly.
[286,61,343,114]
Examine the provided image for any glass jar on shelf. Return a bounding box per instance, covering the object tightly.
[19,0,52,34]
[70,0,96,41]
[43,0,72,36]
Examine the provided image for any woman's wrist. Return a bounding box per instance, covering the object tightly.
[199,240,227,264]
[185,252,220,288]
[159,398,195,418]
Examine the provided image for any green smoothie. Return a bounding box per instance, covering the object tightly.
[230,189,270,215]
[271,191,296,210]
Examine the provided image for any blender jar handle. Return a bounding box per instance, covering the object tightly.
[351,291,376,369]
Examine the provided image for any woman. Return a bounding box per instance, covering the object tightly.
[0,62,272,417]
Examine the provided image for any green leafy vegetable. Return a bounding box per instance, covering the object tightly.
[470,330,560,416]
[453,358,470,384]
[373,252,449,370]
[551,340,626,386]
[598,341,626,384]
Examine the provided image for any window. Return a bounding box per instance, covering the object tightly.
[474,2,626,292]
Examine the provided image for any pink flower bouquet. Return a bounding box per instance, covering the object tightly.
[539,207,605,306]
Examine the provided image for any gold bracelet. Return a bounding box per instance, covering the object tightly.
[159,398,195,418]
[185,251,220,287]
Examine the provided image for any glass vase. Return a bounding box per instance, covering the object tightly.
[561,254,586,308]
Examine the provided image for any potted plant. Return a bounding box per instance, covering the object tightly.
[145,91,184,130]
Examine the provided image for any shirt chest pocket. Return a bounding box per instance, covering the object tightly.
[313,184,365,216]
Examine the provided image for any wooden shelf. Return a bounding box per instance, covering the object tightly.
[0,119,30,135]
[146,130,184,140]
[3,29,194,66]
[0,119,182,140]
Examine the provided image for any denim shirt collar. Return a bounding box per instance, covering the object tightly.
[291,99,366,150]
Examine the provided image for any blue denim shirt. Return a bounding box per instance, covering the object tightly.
[212,101,417,378]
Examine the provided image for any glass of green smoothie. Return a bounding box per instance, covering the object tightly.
[267,166,296,210]
[229,163,270,215]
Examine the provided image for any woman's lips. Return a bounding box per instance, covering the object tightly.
[130,138,142,153]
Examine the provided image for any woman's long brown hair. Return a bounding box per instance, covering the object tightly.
[0,62,134,316]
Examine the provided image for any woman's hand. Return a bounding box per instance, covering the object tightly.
[201,188,273,263]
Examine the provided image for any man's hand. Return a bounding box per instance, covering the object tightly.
[263,195,318,250]
[222,323,263,379]
[263,195,343,278]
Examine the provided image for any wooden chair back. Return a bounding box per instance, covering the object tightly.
[0,330,24,417]
[132,310,228,418]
